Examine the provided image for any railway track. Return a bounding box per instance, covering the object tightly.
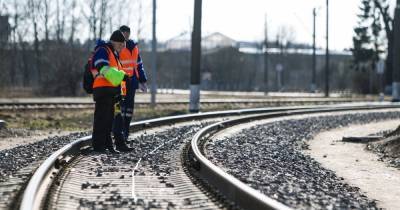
[190,105,400,209]
[18,106,308,210]
[0,98,370,110]
[2,103,399,210]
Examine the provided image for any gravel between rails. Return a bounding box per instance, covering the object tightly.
[53,121,222,209]
[206,111,400,210]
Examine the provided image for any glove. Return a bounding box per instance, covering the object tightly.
[100,66,125,86]
[139,82,147,93]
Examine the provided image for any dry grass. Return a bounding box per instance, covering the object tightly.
[0,106,190,132]
[0,101,268,133]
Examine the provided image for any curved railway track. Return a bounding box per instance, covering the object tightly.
[190,106,400,210]
[7,103,400,210]
[19,106,308,210]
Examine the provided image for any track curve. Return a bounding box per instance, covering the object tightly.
[16,103,400,210]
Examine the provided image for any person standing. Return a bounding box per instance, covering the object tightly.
[91,30,127,153]
[112,25,148,152]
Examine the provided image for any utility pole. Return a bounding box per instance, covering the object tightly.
[151,0,157,107]
[264,14,269,94]
[311,8,317,92]
[325,0,330,97]
[190,0,202,112]
[393,0,400,101]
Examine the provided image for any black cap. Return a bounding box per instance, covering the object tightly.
[119,25,131,33]
[110,30,126,42]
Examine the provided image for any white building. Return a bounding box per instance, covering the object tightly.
[202,32,237,50]
[165,31,191,51]
[165,32,237,51]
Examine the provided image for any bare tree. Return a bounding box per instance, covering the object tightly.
[17,25,31,87]
[98,0,107,39]
[26,0,42,85]
[372,0,394,90]
[83,0,113,40]
[136,0,144,41]
[0,0,7,15]
[276,25,296,49]
[55,0,62,41]
[275,25,296,90]
[0,1,10,86]
[68,0,79,43]
[7,0,30,87]
[42,0,50,42]
[9,0,19,85]
[81,0,97,41]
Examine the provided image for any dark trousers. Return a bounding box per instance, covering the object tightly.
[113,78,136,145]
[92,87,118,151]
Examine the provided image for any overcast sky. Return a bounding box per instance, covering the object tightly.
[135,0,396,51]
[3,0,396,51]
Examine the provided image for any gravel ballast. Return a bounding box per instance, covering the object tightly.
[206,111,400,209]
[0,132,88,182]
[64,122,218,209]
[0,120,217,210]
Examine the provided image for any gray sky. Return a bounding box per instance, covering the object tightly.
[142,0,395,51]
[8,0,393,51]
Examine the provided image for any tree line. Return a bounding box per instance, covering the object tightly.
[0,0,385,97]
[352,0,399,94]
[0,0,147,96]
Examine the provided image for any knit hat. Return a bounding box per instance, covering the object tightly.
[119,25,131,33]
[110,30,126,42]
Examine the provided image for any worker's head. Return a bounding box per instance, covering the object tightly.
[119,25,131,40]
[110,30,126,53]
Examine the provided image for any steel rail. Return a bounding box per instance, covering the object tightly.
[0,98,367,105]
[190,104,400,210]
[20,105,319,210]
[19,103,400,210]
[19,136,91,210]
[0,98,369,110]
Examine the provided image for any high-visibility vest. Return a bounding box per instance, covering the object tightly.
[93,46,123,89]
[119,46,140,79]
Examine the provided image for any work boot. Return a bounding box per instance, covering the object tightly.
[106,146,120,154]
[115,136,133,152]
[116,142,134,152]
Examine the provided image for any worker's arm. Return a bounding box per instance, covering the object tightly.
[93,48,109,72]
[93,47,125,86]
[137,54,147,83]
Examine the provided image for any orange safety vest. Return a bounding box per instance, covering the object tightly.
[92,46,122,89]
[119,46,140,79]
